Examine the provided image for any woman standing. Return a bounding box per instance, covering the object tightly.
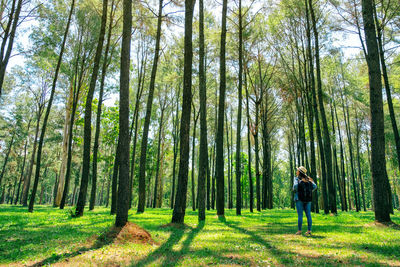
[293,166,317,236]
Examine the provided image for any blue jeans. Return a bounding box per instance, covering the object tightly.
[296,200,312,231]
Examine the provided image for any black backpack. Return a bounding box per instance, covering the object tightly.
[298,180,313,202]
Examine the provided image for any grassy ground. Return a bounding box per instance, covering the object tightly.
[1,205,399,266]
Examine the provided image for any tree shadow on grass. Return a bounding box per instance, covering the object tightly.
[29,224,124,267]
[133,221,204,267]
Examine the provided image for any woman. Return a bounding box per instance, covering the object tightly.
[293,166,317,236]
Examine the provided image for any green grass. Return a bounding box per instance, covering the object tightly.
[1,205,399,266]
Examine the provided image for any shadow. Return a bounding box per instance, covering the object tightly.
[29,225,123,267]
[133,221,205,267]
[354,243,400,258]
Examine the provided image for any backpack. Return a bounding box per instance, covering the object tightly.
[298,180,313,202]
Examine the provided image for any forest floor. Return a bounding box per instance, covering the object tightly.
[1,205,400,266]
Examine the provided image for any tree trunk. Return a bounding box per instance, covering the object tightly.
[0,0,22,95]
[308,0,336,214]
[191,107,199,211]
[14,130,29,205]
[341,92,359,212]
[225,112,231,209]
[214,0,228,218]
[29,0,75,213]
[361,0,391,222]
[170,85,181,209]
[373,2,400,179]
[129,34,147,209]
[115,0,131,227]
[111,140,120,214]
[90,0,115,211]
[60,29,87,210]
[355,110,366,211]
[198,0,208,220]
[75,0,108,217]
[0,131,16,187]
[55,85,73,207]
[153,104,166,208]
[245,77,253,212]
[171,0,195,223]
[137,0,163,213]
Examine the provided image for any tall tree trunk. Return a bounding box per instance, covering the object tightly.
[334,98,347,211]
[373,2,400,179]
[75,0,108,217]
[235,0,243,215]
[361,0,391,222]
[153,104,166,208]
[329,90,343,211]
[197,0,208,220]
[225,112,231,209]
[15,119,32,205]
[254,100,261,212]
[171,0,195,224]
[308,0,336,214]
[0,131,15,187]
[214,0,228,217]
[90,0,115,211]
[341,92,359,212]
[60,30,86,210]
[111,140,120,214]
[137,0,163,213]
[191,107,199,211]
[29,0,75,212]
[355,110,366,211]
[55,85,73,207]
[129,35,147,209]
[245,78,254,212]
[115,0,131,227]
[0,0,22,95]
[170,87,180,209]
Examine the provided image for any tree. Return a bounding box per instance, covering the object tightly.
[115,0,132,227]
[137,0,164,213]
[197,0,208,221]
[215,0,228,218]
[361,0,391,223]
[28,0,75,212]
[75,0,108,217]
[0,0,23,95]
[171,0,196,224]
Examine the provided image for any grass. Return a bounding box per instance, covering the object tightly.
[1,205,399,266]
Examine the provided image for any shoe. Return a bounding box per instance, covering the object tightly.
[305,231,312,236]
[295,231,302,235]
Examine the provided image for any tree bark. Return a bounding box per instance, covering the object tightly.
[234,0,243,215]
[361,0,391,222]
[171,0,195,224]
[198,0,208,220]
[75,0,108,217]
[308,0,336,214]
[137,0,163,213]
[214,0,228,217]
[245,76,254,212]
[90,0,115,211]
[115,0,131,227]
